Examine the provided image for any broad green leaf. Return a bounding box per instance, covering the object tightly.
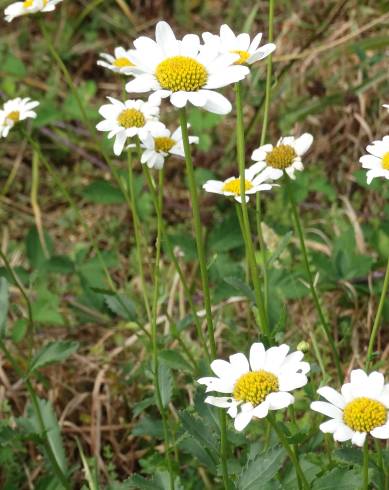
[132,416,164,438]
[25,227,54,269]
[0,277,9,337]
[29,340,79,373]
[238,447,286,490]
[223,276,255,302]
[159,350,191,371]
[179,411,218,452]
[31,290,65,325]
[11,318,28,343]
[82,179,125,205]
[158,363,173,408]
[312,468,361,489]
[104,294,137,320]
[178,435,217,473]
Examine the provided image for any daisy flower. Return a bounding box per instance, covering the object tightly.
[202,24,276,66]
[97,47,135,75]
[0,97,39,138]
[96,97,165,156]
[198,342,310,431]
[311,369,389,447]
[4,0,62,22]
[202,162,274,203]
[251,133,314,181]
[138,125,198,169]
[125,21,249,115]
[359,136,389,184]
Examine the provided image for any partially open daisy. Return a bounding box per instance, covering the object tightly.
[251,133,314,181]
[0,97,39,138]
[125,21,249,115]
[311,369,389,447]
[138,125,198,169]
[203,162,273,203]
[4,0,62,22]
[198,342,310,431]
[202,24,276,66]
[359,136,389,184]
[97,47,135,75]
[96,97,164,156]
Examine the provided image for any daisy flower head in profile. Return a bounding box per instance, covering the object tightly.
[125,21,249,115]
[96,97,165,156]
[138,125,198,170]
[0,97,39,138]
[202,24,276,67]
[359,135,389,184]
[198,342,310,431]
[203,162,274,203]
[251,133,314,181]
[97,47,135,75]
[4,0,62,22]
[311,369,389,447]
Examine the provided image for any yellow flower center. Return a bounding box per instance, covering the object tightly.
[154,136,175,153]
[113,57,133,68]
[381,151,389,171]
[222,178,253,196]
[117,108,145,129]
[233,370,279,405]
[23,0,46,7]
[231,50,250,65]
[343,397,387,433]
[155,56,208,92]
[266,144,297,169]
[6,111,20,123]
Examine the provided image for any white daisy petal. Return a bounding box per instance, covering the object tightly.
[267,391,294,410]
[234,409,254,431]
[310,401,343,419]
[317,387,346,409]
[204,396,234,409]
[319,418,340,433]
[371,422,389,439]
[229,353,249,376]
[333,424,354,442]
[351,432,367,447]
[249,343,266,371]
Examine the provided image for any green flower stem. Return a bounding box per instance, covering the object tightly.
[150,169,175,490]
[259,0,275,147]
[127,149,152,321]
[255,0,275,315]
[0,339,71,489]
[285,176,343,383]
[365,256,389,370]
[179,108,229,489]
[235,82,269,338]
[362,440,369,490]
[31,150,49,258]
[142,165,210,362]
[178,108,216,357]
[268,414,309,490]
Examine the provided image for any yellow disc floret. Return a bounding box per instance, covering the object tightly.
[223,178,253,196]
[113,57,133,68]
[6,111,20,123]
[343,397,387,433]
[23,0,34,7]
[231,50,250,65]
[381,151,389,171]
[156,56,208,92]
[117,108,145,128]
[233,370,279,405]
[266,145,297,169]
[154,136,175,153]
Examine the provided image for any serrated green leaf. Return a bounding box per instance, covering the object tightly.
[223,276,255,302]
[0,277,9,337]
[29,340,79,374]
[312,468,361,489]
[159,350,191,371]
[238,447,286,490]
[104,294,137,320]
